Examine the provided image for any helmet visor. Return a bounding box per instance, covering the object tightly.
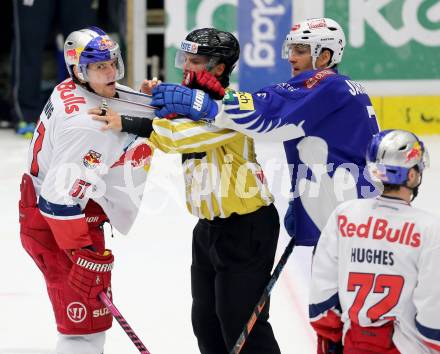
[175,40,219,71]
[281,39,290,59]
[281,42,311,59]
[78,54,124,84]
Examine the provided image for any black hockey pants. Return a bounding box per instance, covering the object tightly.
[191,204,281,354]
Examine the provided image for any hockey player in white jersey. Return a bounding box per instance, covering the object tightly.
[309,129,440,354]
[18,27,154,354]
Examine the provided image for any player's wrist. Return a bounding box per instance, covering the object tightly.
[202,96,219,121]
[121,115,153,137]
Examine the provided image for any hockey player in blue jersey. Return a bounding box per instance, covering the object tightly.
[151,18,380,248]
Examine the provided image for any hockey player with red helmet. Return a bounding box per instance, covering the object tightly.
[19,26,154,353]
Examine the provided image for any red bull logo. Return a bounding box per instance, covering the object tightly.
[83,150,102,169]
[66,49,77,60]
[99,37,115,50]
[111,143,153,168]
[66,47,83,62]
[406,142,422,163]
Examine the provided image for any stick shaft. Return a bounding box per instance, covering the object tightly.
[99,292,151,354]
[230,237,296,354]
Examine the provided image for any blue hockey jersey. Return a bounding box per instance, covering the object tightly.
[213,68,380,246]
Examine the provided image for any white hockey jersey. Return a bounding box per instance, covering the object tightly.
[309,196,440,354]
[27,78,155,249]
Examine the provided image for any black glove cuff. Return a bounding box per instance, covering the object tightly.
[81,244,97,252]
[121,115,154,138]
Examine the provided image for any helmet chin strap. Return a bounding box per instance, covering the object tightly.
[311,54,318,70]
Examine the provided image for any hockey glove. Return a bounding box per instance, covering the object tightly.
[151,84,218,121]
[68,249,114,307]
[183,70,225,100]
[284,200,296,238]
[285,199,320,246]
[317,335,343,354]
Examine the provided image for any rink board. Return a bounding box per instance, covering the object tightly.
[371,96,440,135]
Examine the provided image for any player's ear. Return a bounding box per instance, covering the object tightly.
[73,65,86,83]
[212,63,225,78]
[407,167,420,187]
[316,49,332,69]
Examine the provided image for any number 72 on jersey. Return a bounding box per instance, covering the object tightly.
[347,272,404,324]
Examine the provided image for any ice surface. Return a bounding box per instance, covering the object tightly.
[1,130,438,354]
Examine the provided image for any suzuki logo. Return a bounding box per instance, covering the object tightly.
[67,302,87,323]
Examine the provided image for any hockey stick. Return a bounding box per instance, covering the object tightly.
[229,237,296,354]
[99,292,151,354]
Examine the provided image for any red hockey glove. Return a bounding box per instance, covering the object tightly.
[68,249,114,307]
[183,70,225,100]
[317,335,343,354]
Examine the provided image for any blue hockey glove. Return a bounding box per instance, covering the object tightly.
[284,200,320,246]
[151,84,218,121]
[284,200,296,238]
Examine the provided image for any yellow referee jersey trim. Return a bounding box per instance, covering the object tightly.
[149,117,273,220]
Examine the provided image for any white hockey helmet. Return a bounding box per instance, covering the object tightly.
[281,18,346,69]
[64,26,124,83]
[366,129,429,185]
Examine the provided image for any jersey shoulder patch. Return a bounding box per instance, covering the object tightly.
[304,69,337,89]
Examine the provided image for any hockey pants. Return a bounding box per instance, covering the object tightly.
[191,204,281,354]
[344,322,400,354]
[19,173,112,337]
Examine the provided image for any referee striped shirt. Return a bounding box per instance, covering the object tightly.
[149,118,274,220]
